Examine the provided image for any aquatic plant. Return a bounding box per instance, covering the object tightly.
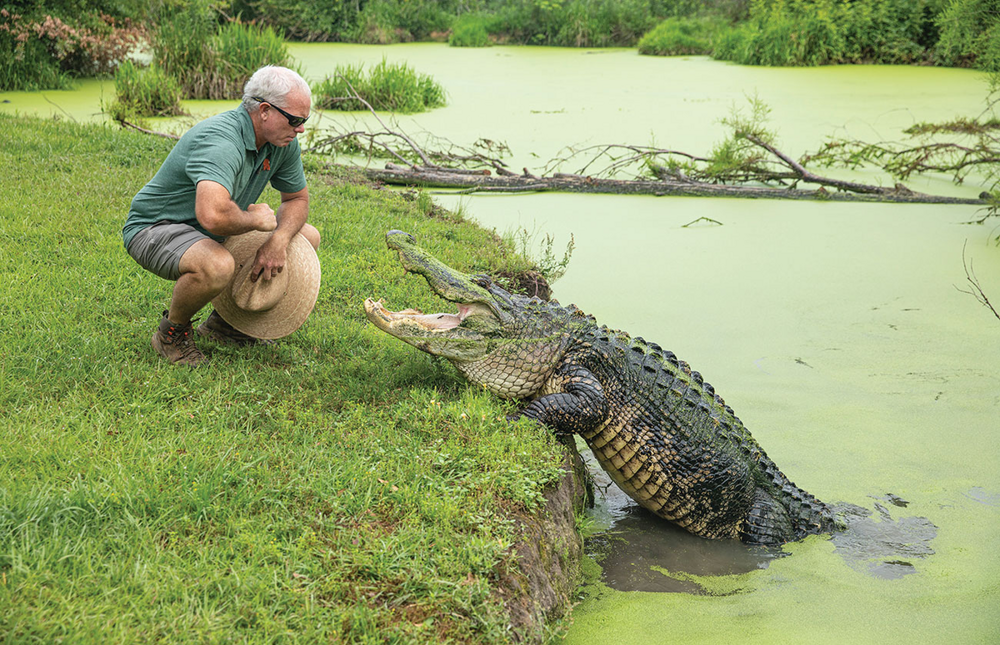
[106,60,184,123]
[313,60,447,113]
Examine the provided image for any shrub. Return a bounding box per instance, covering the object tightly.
[936,0,1000,73]
[713,0,937,66]
[638,16,727,56]
[0,9,144,91]
[106,60,184,122]
[314,59,447,114]
[449,14,492,47]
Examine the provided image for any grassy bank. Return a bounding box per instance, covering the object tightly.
[0,114,575,643]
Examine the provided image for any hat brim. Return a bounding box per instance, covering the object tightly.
[212,231,321,340]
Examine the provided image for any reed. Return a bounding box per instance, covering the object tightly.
[712,0,935,66]
[935,0,1000,73]
[154,7,293,100]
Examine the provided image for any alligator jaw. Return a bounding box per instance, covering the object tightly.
[364,298,473,332]
[384,230,510,324]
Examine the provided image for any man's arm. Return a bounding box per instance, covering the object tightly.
[270,186,310,248]
[195,180,277,237]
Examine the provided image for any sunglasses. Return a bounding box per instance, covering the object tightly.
[252,96,309,128]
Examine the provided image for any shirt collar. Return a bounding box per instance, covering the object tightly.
[237,106,259,152]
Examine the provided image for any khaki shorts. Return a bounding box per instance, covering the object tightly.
[126,221,210,281]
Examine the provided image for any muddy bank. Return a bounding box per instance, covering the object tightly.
[497,439,591,642]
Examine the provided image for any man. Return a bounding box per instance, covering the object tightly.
[123,65,321,366]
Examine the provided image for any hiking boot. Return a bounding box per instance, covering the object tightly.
[151,312,205,366]
[196,309,274,346]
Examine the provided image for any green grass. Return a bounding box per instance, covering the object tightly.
[313,60,447,113]
[0,115,569,643]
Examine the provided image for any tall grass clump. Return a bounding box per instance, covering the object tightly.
[638,16,727,56]
[153,5,293,100]
[713,0,939,66]
[449,14,493,47]
[314,60,447,113]
[106,60,184,122]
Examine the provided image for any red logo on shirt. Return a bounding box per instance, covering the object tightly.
[262,159,271,171]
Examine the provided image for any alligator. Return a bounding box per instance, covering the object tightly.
[364,231,836,545]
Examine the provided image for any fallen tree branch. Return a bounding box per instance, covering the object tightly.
[117,119,180,140]
[365,163,985,204]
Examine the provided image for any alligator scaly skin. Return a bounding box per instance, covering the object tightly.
[459,297,830,543]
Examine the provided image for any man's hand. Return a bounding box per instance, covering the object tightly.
[250,235,287,282]
[247,203,277,232]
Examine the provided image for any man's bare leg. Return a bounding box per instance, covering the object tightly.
[167,239,235,325]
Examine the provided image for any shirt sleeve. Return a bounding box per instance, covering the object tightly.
[184,126,243,196]
[269,139,307,194]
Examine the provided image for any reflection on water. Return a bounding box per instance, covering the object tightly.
[581,444,781,594]
[587,504,780,594]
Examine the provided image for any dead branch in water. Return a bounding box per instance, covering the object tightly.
[308,92,985,205]
[957,241,1000,322]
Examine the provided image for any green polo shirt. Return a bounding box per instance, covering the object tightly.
[122,106,307,249]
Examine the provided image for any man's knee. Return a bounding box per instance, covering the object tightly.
[180,240,235,288]
[301,223,321,250]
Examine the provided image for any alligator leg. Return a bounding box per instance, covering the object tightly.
[516,363,609,435]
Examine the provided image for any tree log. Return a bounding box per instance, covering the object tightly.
[363,164,986,204]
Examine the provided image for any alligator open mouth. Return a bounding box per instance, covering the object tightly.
[364,298,477,331]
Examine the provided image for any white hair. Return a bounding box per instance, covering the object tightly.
[242,66,311,113]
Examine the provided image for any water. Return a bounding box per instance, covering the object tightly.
[7,44,997,644]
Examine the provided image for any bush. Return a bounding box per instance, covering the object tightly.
[314,59,447,114]
[449,14,492,47]
[106,60,184,122]
[936,0,1000,73]
[713,0,937,66]
[0,9,144,90]
[638,16,727,56]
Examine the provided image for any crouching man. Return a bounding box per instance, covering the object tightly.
[122,65,321,366]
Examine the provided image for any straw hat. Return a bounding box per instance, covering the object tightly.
[211,230,321,340]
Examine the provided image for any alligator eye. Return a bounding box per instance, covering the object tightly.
[472,274,493,288]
